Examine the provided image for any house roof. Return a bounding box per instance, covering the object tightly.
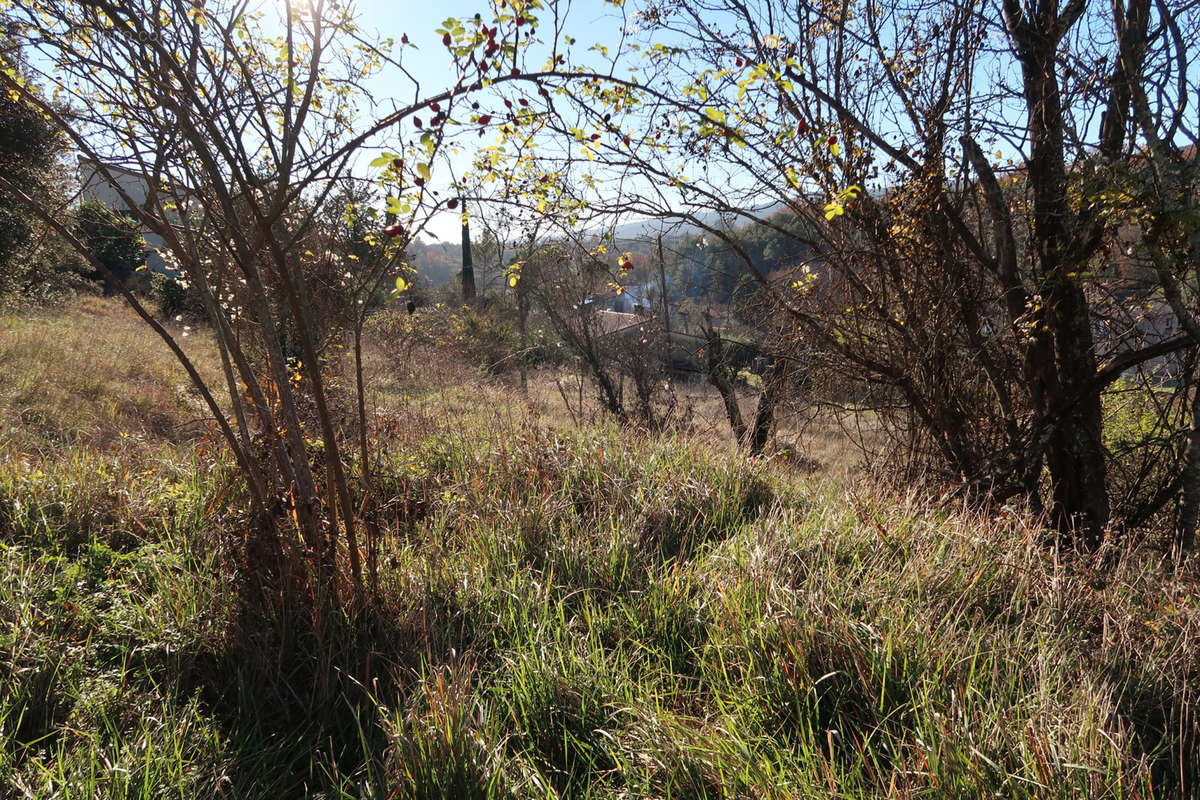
[592,309,646,337]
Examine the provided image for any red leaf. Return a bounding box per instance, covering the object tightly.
[442,32,452,47]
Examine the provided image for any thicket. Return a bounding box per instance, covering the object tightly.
[368,300,564,378]
[499,0,1200,553]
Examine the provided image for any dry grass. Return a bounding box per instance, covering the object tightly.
[357,304,870,481]
[0,295,223,456]
[0,296,1197,798]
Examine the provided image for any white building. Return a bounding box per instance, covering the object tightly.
[77,156,179,275]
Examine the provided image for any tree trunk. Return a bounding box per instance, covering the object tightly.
[701,313,747,443]
[1177,382,1200,554]
[594,364,624,419]
[1008,3,1109,543]
[460,198,476,303]
[746,364,785,456]
[518,293,529,397]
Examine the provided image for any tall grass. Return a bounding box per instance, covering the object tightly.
[0,296,222,454]
[0,298,1196,797]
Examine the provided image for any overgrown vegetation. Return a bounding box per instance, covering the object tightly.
[1,299,1196,797]
[73,200,146,294]
[367,300,563,378]
[2,0,1200,791]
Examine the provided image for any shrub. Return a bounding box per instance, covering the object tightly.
[368,301,563,376]
[150,272,187,318]
[0,234,88,311]
[75,200,145,293]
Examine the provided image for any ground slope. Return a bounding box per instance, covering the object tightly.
[0,297,1196,798]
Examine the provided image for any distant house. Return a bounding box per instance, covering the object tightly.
[591,309,645,338]
[1092,292,1187,382]
[77,156,180,275]
[585,307,716,376]
[610,283,652,314]
[582,282,654,314]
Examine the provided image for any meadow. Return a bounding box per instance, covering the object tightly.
[0,297,1197,798]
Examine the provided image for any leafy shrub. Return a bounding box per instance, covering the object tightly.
[75,200,145,293]
[150,272,187,317]
[0,234,88,311]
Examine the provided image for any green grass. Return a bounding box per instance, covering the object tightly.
[0,297,1196,798]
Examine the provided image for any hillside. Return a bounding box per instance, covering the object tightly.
[0,297,1197,798]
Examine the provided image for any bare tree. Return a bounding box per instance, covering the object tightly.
[0,0,634,601]
[521,240,629,419]
[504,0,1200,546]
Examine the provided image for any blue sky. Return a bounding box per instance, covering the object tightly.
[342,0,631,241]
[352,0,622,49]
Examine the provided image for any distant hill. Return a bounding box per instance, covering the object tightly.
[408,238,463,286]
[605,204,787,241]
[410,203,798,293]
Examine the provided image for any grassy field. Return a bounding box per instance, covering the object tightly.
[1,297,1197,798]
